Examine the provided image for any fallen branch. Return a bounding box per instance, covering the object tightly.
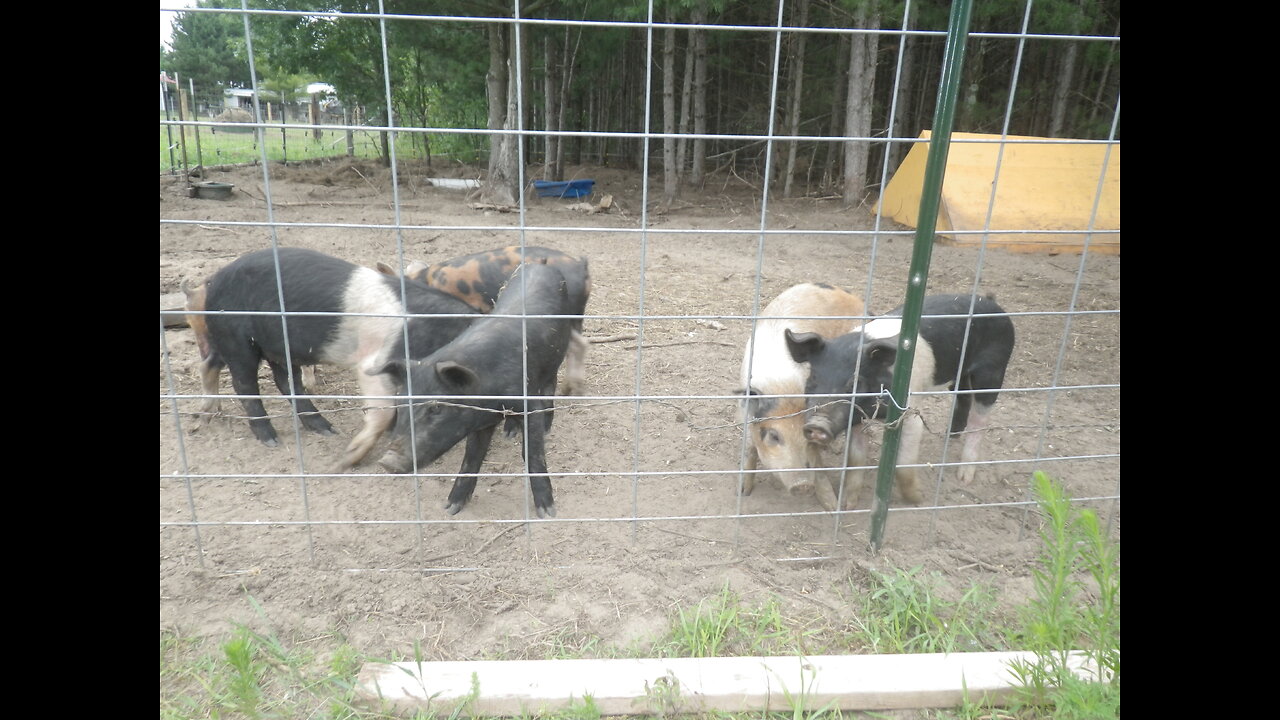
[588,333,638,344]
[469,202,518,213]
[475,523,526,555]
[623,340,737,350]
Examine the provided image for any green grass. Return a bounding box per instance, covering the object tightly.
[160,472,1118,719]
[851,566,1000,655]
[160,112,486,174]
[1005,471,1120,718]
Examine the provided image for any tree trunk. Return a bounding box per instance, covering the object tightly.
[557,24,580,177]
[690,0,708,188]
[483,23,520,206]
[676,26,694,176]
[1088,20,1119,132]
[782,0,810,198]
[543,33,560,180]
[661,14,678,208]
[1050,41,1079,138]
[822,34,848,192]
[890,11,916,171]
[962,38,984,131]
[843,5,880,207]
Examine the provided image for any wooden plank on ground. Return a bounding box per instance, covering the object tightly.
[356,652,1100,716]
[161,293,189,327]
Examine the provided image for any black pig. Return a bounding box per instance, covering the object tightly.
[195,247,476,471]
[372,261,588,518]
[784,294,1015,505]
[376,246,591,396]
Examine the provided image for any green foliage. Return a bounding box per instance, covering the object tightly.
[223,627,265,717]
[1007,471,1120,718]
[660,582,814,658]
[163,0,254,106]
[561,692,602,720]
[850,566,999,655]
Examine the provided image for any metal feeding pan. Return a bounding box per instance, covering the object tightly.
[190,181,235,200]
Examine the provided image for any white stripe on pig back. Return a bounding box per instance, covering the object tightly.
[319,266,407,373]
[860,316,939,393]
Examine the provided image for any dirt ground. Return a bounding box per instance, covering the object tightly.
[159,158,1120,668]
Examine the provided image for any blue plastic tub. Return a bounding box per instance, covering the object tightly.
[533,179,595,198]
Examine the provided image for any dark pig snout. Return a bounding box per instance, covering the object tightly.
[803,415,834,444]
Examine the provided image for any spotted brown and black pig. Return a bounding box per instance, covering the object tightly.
[373,261,586,518]
[785,293,1015,506]
[738,283,866,511]
[377,245,590,395]
[191,247,477,472]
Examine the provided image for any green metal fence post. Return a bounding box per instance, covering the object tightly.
[869,0,974,551]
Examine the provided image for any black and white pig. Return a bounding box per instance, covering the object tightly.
[784,294,1015,505]
[193,247,477,471]
[371,261,589,518]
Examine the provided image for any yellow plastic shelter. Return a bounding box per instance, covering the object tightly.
[878,131,1120,254]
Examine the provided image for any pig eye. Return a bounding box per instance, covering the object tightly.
[759,427,782,446]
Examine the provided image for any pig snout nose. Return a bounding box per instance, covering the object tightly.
[803,420,832,444]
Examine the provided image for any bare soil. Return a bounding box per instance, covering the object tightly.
[160,159,1120,668]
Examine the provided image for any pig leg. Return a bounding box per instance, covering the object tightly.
[834,425,871,510]
[302,365,318,389]
[197,353,223,414]
[957,402,993,485]
[445,424,497,515]
[520,417,557,518]
[223,359,279,447]
[557,328,588,395]
[189,352,224,433]
[503,415,522,438]
[740,444,759,497]
[333,371,398,472]
[807,441,839,512]
[948,391,973,436]
[267,360,336,436]
[894,413,926,504]
[504,389,554,437]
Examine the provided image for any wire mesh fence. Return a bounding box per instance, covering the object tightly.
[159,1,1119,582]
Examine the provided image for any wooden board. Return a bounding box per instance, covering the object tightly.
[160,293,188,328]
[356,652,1101,716]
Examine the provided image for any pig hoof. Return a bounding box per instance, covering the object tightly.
[444,501,465,516]
[377,451,411,474]
[261,438,279,448]
[536,504,557,519]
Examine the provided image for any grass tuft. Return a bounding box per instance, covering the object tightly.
[1006,471,1120,717]
[850,566,999,655]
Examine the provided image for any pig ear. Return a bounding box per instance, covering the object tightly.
[435,360,479,391]
[375,261,397,276]
[367,357,407,381]
[405,261,430,281]
[866,339,898,366]
[785,329,824,363]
